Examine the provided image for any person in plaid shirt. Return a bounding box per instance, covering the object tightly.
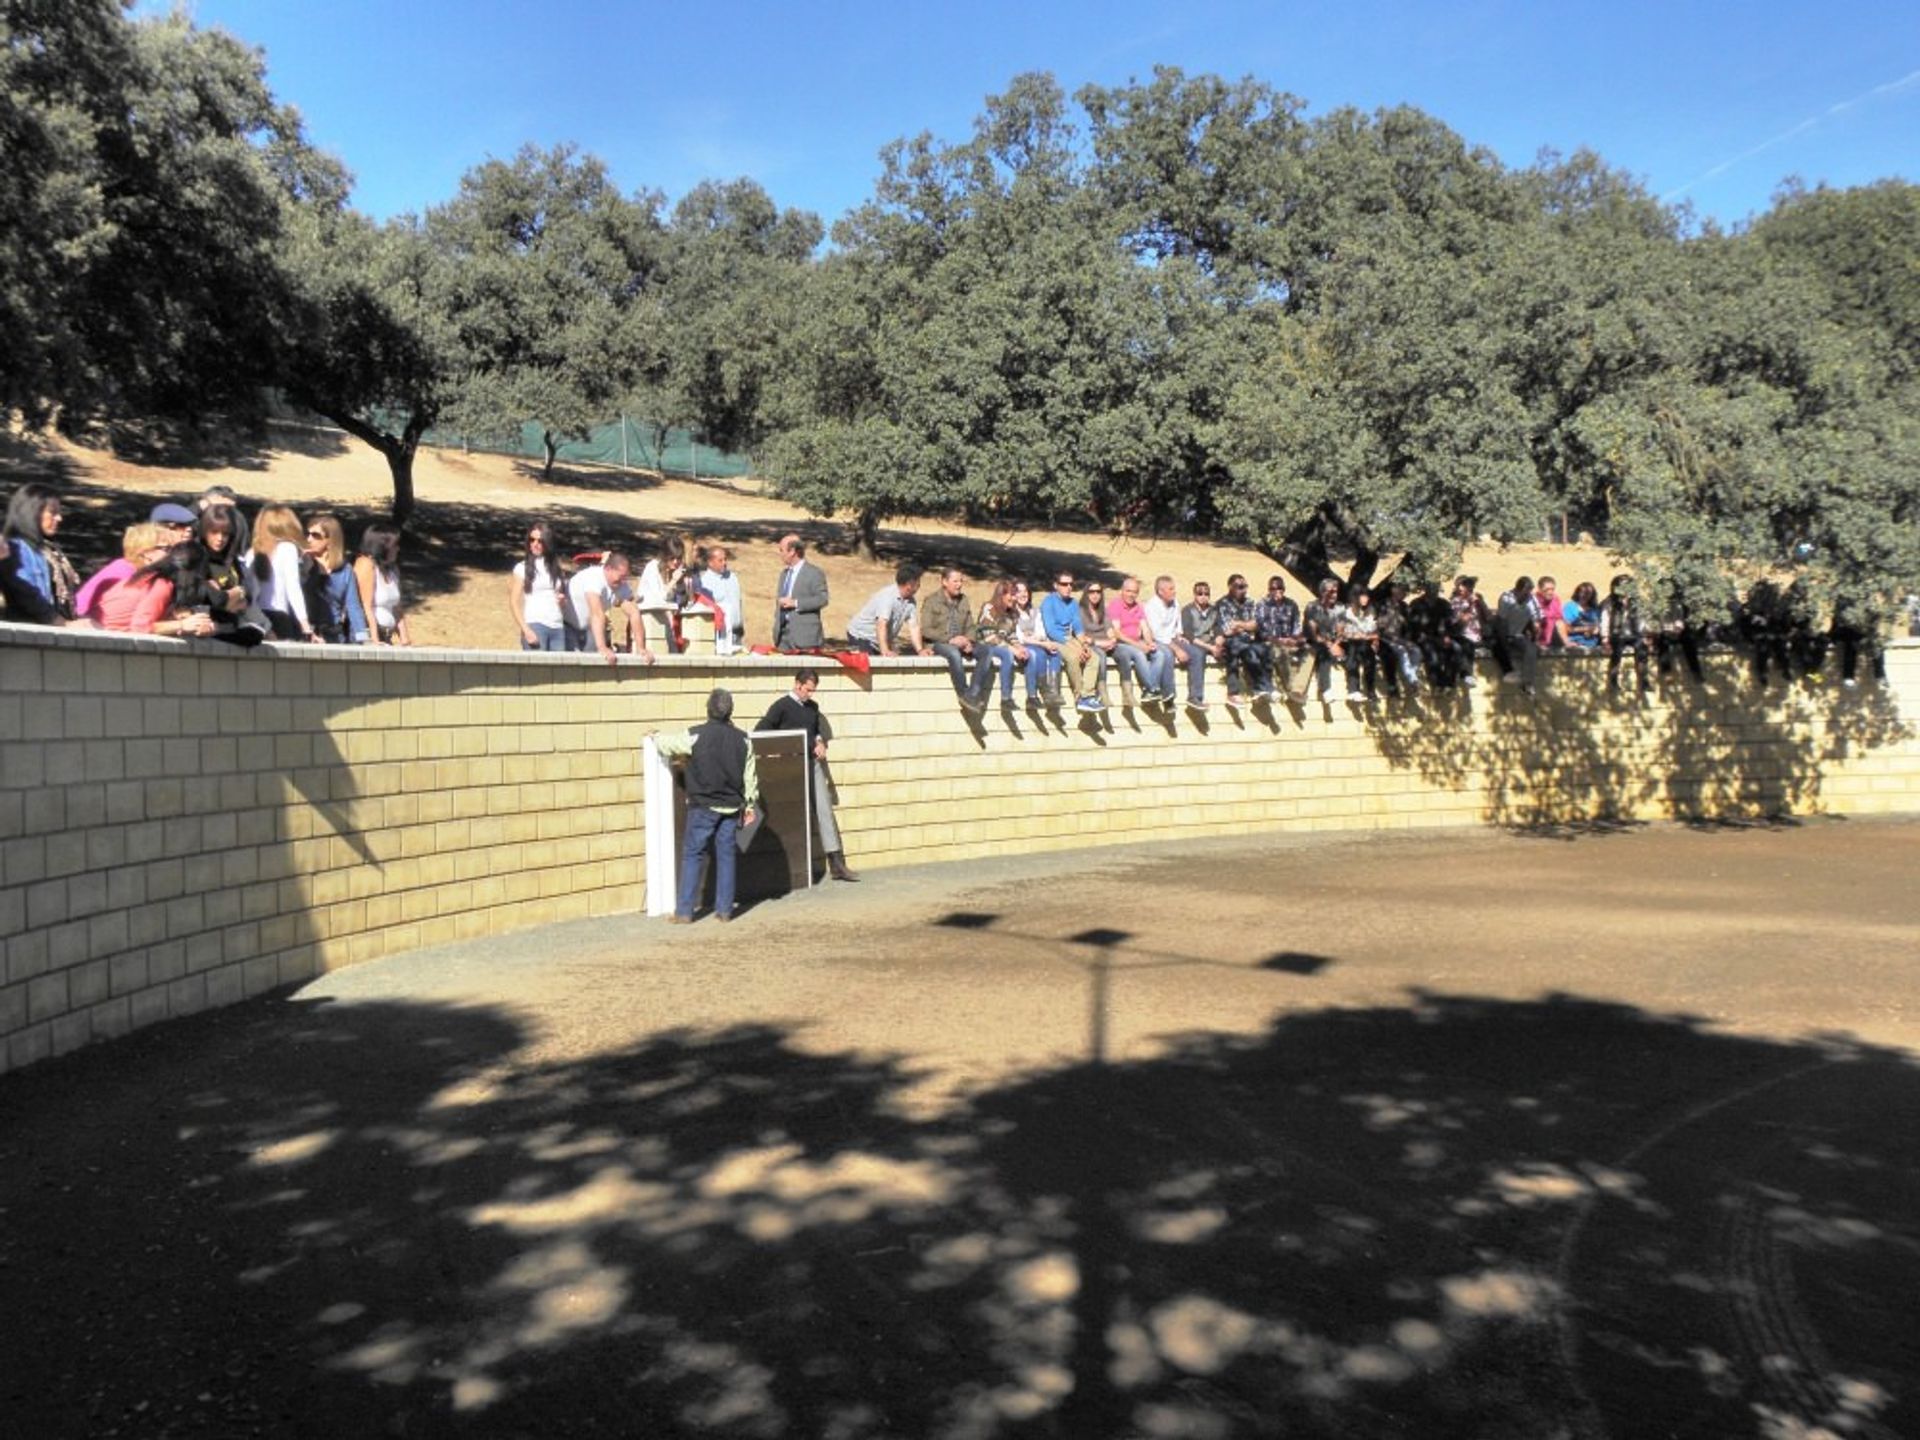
[1254,575,1308,702]
[1215,573,1275,708]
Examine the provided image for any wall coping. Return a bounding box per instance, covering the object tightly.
[7,617,1915,668]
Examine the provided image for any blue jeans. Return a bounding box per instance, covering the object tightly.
[1117,642,1173,696]
[977,643,1019,701]
[676,806,739,920]
[1176,642,1211,702]
[522,623,567,652]
[930,641,994,701]
[1023,646,1060,697]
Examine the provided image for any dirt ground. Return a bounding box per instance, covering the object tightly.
[4,426,1616,652]
[3,819,1916,1438]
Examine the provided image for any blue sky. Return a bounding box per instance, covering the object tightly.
[171,0,1918,231]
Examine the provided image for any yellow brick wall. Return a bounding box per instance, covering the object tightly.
[2,624,1917,1071]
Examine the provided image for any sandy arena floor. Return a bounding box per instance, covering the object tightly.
[2,818,1916,1437]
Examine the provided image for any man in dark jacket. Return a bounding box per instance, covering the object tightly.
[758,669,858,881]
[656,688,760,922]
[921,567,996,711]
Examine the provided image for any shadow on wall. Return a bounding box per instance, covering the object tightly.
[3,977,1914,1437]
[1363,657,1912,826]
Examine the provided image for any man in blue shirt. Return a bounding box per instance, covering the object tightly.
[1039,571,1105,712]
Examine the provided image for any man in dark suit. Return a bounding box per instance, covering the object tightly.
[757,667,857,882]
[772,533,829,650]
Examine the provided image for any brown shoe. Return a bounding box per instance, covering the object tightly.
[668,914,692,924]
[827,854,859,883]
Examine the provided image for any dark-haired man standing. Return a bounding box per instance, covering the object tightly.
[772,534,829,650]
[758,668,858,882]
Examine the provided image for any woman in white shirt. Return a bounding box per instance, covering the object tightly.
[509,522,568,651]
[249,505,314,641]
[354,524,412,646]
[634,537,686,654]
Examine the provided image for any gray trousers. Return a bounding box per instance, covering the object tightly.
[811,757,843,855]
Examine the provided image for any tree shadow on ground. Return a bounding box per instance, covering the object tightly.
[513,459,667,495]
[2,978,1914,1438]
[1363,652,1912,828]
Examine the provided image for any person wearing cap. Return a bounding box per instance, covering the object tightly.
[150,502,198,538]
[654,688,760,923]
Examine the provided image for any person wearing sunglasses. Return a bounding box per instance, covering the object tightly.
[510,523,569,651]
[1039,571,1104,712]
[1178,581,1224,711]
[302,512,369,643]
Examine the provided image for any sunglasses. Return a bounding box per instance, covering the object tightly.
[1055,579,1074,587]
[305,529,326,540]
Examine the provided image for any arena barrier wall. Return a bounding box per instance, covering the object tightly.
[3,624,1917,1072]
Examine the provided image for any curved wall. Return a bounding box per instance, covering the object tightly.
[3,623,1917,1071]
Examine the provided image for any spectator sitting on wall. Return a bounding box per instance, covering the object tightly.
[971,579,1029,709]
[1303,579,1346,702]
[1178,579,1224,711]
[1496,576,1539,695]
[1255,576,1308,703]
[1535,575,1568,650]
[1040,570,1104,713]
[1601,574,1651,697]
[1338,584,1382,704]
[847,564,928,658]
[1562,582,1602,651]
[1009,578,1061,707]
[1110,575,1175,706]
[921,567,996,711]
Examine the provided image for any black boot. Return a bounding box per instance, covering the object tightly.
[827,852,859,883]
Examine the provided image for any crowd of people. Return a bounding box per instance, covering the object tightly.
[839,561,1897,713]
[507,529,746,664]
[1,482,412,647]
[4,485,1901,704]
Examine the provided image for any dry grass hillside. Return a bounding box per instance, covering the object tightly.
[3,425,1616,649]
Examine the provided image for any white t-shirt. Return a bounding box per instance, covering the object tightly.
[1144,594,1181,645]
[567,566,632,629]
[512,560,565,628]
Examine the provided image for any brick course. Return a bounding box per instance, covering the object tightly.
[2,622,1916,1072]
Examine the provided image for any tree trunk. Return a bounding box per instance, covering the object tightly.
[322,408,417,527]
[1346,545,1382,594]
[542,430,558,483]
[853,508,881,564]
[386,444,416,528]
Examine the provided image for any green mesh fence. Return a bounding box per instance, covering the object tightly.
[438,417,754,480]
[267,396,752,481]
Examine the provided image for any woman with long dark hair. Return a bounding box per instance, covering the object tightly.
[509,522,567,651]
[354,524,411,646]
[1,482,81,623]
